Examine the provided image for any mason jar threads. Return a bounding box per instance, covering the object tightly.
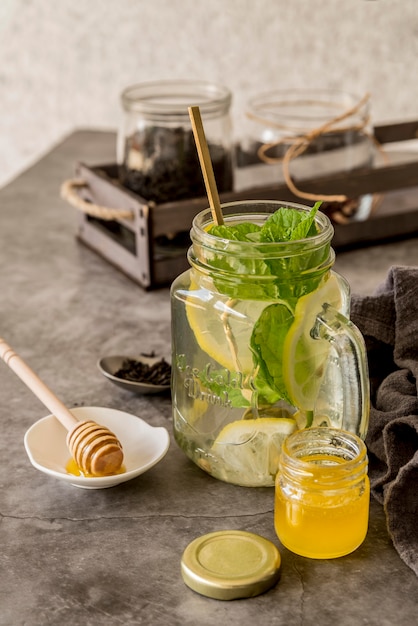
[117,79,234,204]
[274,427,369,559]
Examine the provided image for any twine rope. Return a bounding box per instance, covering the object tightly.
[246,92,373,203]
[60,178,134,221]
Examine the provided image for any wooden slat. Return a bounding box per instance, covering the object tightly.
[374,120,418,144]
[71,144,418,288]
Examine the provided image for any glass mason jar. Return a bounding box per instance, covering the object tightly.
[236,89,373,189]
[117,79,234,204]
[274,427,369,559]
[170,200,370,487]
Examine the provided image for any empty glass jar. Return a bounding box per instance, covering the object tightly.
[236,89,373,189]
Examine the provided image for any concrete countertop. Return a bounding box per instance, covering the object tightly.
[0,130,417,626]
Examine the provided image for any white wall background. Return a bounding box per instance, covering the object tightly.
[0,0,417,188]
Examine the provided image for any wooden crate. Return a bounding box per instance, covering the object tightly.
[66,120,418,289]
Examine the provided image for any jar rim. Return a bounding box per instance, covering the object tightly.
[280,427,368,482]
[120,79,232,117]
[247,88,369,130]
[191,200,333,253]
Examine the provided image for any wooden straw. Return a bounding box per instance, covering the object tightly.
[188,105,224,225]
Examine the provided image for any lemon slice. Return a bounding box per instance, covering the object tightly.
[283,273,343,411]
[212,417,297,485]
[186,285,264,374]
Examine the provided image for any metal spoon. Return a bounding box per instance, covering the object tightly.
[0,338,124,477]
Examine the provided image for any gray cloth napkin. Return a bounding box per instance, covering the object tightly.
[350,265,418,577]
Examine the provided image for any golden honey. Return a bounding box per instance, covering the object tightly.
[65,458,126,478]
[274,428,369,559]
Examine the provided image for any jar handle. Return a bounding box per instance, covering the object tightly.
[60,178,134,221]
[311,304,370,439]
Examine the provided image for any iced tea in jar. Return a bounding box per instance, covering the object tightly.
[171,201,369,487]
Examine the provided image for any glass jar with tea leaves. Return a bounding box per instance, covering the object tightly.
[117,80,234,204]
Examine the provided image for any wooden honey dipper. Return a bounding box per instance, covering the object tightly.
[0,338,124,477]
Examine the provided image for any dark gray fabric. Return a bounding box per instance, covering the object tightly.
[351,265,418,576]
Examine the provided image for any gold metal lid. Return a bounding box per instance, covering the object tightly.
[181,530,281,601]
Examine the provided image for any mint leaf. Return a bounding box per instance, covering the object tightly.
[260,202,322,242]
[209,202,322,243]
[209,222,261,241]
[258,202,326,299]
[207,222,273,299]
[205,204,327,301]
[259,209,304,242]
[250,302,295,403]
[290,201,322,240]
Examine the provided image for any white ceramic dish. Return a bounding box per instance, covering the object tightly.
[24,406,170,489]
[98,355,171,395]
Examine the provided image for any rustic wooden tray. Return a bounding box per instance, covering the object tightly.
[64,120,418,289]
